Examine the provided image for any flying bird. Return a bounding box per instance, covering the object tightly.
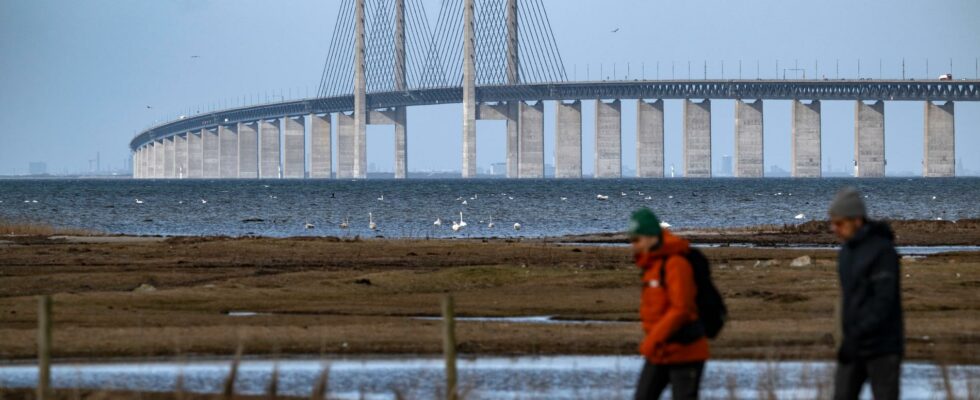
[190,55,200,58]
[146,105,153,109]
[611,28,620,33]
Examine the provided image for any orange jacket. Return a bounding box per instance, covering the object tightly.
[635,230,710,364]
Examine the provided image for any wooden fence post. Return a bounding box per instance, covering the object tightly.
[442,295,457,400]
[37,295,52,400]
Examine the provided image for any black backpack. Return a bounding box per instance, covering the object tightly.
[660,248,728,341]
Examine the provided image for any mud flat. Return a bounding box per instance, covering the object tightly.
[0,225,977,364]
[561,219,980,246]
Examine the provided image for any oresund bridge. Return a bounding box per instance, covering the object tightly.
[131,0,980,179]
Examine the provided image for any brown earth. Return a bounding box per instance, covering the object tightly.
[563,219,980,246]
[0,232,978,364]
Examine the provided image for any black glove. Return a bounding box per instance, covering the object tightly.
[837,337,858,363]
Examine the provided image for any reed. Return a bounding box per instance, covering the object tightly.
[222,345,243,399]
[310,365,330,400]
[0,219,97,236]
[266,364,279,400]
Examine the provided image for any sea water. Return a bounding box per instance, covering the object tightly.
[0,178,976,238]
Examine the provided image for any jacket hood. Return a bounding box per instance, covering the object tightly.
[635,230,690,269]
[849,220,895,246]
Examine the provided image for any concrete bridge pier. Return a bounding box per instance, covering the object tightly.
[461,0,477,178]
[636,99,664,178]
[283,117,306,179]
[238,122,259,179]
[219,125,238,178]
[202,128,221,178]
[153,140,164,179]
[855,100,885,177]
[145,144,154,179]
[336,113,355,179]
[310,114,332,179]
[175,133,188,179]
[163,137,175,178]
[259,119,281,179]
[595,99,622,178]
[734,99,764,177]
[144,144,151,178]
[366,107,409,179]
[923,101,955,177]
[133,148,141,178]
[555,100,582,178]
[131,150,138,178]
[792,100,821,177]
[393,107,408,179]
[476,102,520,178]
[518,101,545,178]
[506,102,520,178]
[683,99,712,178]
[187,131,203,179]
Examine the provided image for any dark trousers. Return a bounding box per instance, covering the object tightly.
[834,354,901,400]
[634,361,704,400]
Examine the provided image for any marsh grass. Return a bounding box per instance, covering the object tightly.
[0,219,98,236]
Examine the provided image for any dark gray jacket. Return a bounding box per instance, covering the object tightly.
[837,220,904,361]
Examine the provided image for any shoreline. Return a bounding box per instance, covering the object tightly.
[3,218,979,247]
[2,231,978,364]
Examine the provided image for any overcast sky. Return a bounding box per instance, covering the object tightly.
[1,0,978,176]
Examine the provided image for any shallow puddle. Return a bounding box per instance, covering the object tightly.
[0,356,976,399]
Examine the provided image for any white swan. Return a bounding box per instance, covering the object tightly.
[135,199,144,204]
[596,194,609,201]
[369,213,377,230]
[462,200,468,205]
[451,219,461,232]
[378,194,384,201]
[660,221,671,228]
[513,222,522,231]
[200,199,207,204]
[434,218,442,226]
[458,211,468,227]
[488,214,495,229]
[644,196,653,200]
[304,222,315,229]
[339,217,350,229]
[560,197,568,201]
[794,213,806,220]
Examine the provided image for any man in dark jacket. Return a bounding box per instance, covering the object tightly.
[829,187,904,400]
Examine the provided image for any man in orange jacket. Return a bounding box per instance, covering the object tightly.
[630,208,708,400]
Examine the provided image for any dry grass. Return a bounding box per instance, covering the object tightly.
[0,219,99,237]
[0,236,977,364]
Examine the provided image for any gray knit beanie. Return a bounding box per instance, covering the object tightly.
[828,187,867,218]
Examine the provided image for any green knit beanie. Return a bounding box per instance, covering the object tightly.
[628,208,663,237]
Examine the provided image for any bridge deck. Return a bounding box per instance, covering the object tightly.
[132,79,980,150]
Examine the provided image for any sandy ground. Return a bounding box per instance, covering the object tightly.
[0,224,978,364]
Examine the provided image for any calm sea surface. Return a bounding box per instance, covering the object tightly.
[0,178,977,238]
